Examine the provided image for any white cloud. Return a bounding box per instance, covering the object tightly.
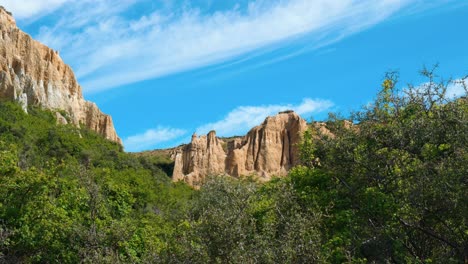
[446,79,467,98]
[0,0,71,20]
[123,127,186,152]
[408,78,467,100]
[25,0,416,93]
[196,98,333,136]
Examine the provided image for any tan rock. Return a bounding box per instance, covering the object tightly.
[172,131,227,186]
[55,112,68,125]
[0,7,121,144]
[172,111,308,185]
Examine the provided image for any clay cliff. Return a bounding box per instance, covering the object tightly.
[0,7,121,144]
[171,111,308,185]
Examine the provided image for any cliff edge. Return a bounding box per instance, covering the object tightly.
[0,7,121,144]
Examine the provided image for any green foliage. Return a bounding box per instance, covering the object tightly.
[292,68,468,263]
[164,176,324,263]
[0,102,193,263]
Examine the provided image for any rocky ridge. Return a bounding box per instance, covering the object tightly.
[171,111,308,185]
[0,7,121,144]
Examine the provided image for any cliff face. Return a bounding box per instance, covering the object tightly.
[0,7,121,144]
[172,111,308,185]
[172,131,227,186]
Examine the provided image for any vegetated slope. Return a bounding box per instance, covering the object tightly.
[0,101,192,263]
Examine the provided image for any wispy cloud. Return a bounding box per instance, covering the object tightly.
[196,98,333,136]
[1,0,71,20]
[12,0,419,93]
[123,126,186,152]
[123,98,332,151]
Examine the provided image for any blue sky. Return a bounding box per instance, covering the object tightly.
[2,0,467,151]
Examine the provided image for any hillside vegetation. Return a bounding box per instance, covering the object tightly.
[0,100,192,263]
[1,69,467,263]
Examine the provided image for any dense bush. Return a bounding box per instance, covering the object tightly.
[0,102,193,263]
[160,176,324,263]
[293,68,467,263]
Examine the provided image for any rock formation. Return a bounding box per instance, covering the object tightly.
[172,131,227,185]
[172,111,308,185]
[0,7,121,144]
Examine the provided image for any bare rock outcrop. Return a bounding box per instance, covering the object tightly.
[172,111,308,185]
[173,131,227,186]
[0,7,121,144]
